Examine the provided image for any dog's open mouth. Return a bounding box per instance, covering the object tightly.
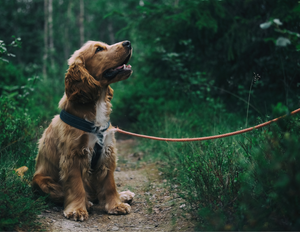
[103,53,132,80]
[112,63,132,71]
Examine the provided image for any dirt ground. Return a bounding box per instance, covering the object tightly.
[38,139,195,231]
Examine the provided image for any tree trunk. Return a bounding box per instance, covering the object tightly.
[48,0,54,69]
[64,0,72,61]
[43,0,48,78]
[79,0,84,46]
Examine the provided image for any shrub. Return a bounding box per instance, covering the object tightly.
[0,38,54,231]
[0,95,47,231]
[0,169,46,231]
[133,100,300,230]
[236,115,300,230]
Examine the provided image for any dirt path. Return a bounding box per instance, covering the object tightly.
[38,139,195,231]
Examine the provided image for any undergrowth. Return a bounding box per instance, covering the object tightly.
[131,99,300,230]
[0,56,64,230]
[0,170,47,231]
[0,96,46,230]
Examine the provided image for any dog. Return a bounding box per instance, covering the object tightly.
[32,40,135,221]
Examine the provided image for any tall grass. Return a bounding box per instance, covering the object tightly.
[129,98,300,230]
[0,60,64,230]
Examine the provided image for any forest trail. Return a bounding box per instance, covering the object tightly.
[38,139,195,231]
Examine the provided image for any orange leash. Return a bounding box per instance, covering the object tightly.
[116,108,300,142]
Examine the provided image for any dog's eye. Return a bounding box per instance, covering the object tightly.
[95,47,104,53]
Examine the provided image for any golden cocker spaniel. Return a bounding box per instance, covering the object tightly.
[32,40,134,221]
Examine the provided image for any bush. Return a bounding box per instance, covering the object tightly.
[236,116,300,230]
[0,169,46,231]
[0,95,47,231]
[0,38,61,231]
[132,100,300,230]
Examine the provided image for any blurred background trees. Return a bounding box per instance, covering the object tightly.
[1,0,299,120]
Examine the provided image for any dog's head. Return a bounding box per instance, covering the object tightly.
[65,40,133,103]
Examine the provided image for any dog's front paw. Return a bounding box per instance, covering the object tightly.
[63,208,89,221]
[119,190,135,204]
[107,203,131,215]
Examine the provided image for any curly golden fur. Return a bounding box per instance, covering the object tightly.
[32,40,134,221]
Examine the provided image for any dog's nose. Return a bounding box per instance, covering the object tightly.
[122,40,131,49]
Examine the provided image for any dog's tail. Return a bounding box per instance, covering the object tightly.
[15,166,28,178]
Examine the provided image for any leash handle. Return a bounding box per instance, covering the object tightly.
[116,108,300,142]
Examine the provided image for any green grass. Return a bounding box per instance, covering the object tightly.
[0,62,64,230]
[0,170,47,231]
[0,96,47,230]
[130,99,300,230]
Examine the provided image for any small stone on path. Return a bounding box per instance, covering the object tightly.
[53,207,60,212]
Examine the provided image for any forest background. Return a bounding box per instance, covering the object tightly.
[1,0,300,231]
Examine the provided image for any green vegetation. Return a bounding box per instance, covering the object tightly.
[135,102,300,230]
[0,38,59,231]
[1,0,300,230]
[0,170,47,230]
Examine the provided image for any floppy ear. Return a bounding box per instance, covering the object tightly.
[65,57,101,103]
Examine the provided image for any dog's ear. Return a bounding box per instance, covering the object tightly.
[65,56,101,103]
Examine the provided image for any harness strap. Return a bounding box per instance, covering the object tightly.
[60,110,110,170]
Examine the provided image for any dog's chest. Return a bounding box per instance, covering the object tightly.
[94,99,109,127]
[87,130,115,169]
[94,93,112,127]
[87,98,114,159]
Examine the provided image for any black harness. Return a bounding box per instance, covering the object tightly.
[60,110,110,170]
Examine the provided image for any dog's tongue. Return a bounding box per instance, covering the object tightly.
[115,64,132,70]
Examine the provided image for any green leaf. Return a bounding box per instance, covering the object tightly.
[7,53,16,57]
[0,57,9,63]
[260,21,272,29]
[273,19,282,26]
[103,10,124,19]
[276,37,291,47]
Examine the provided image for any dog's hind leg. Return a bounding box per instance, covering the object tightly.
[32,173,64,203]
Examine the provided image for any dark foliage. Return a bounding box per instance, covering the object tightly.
[1,0,300,230]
